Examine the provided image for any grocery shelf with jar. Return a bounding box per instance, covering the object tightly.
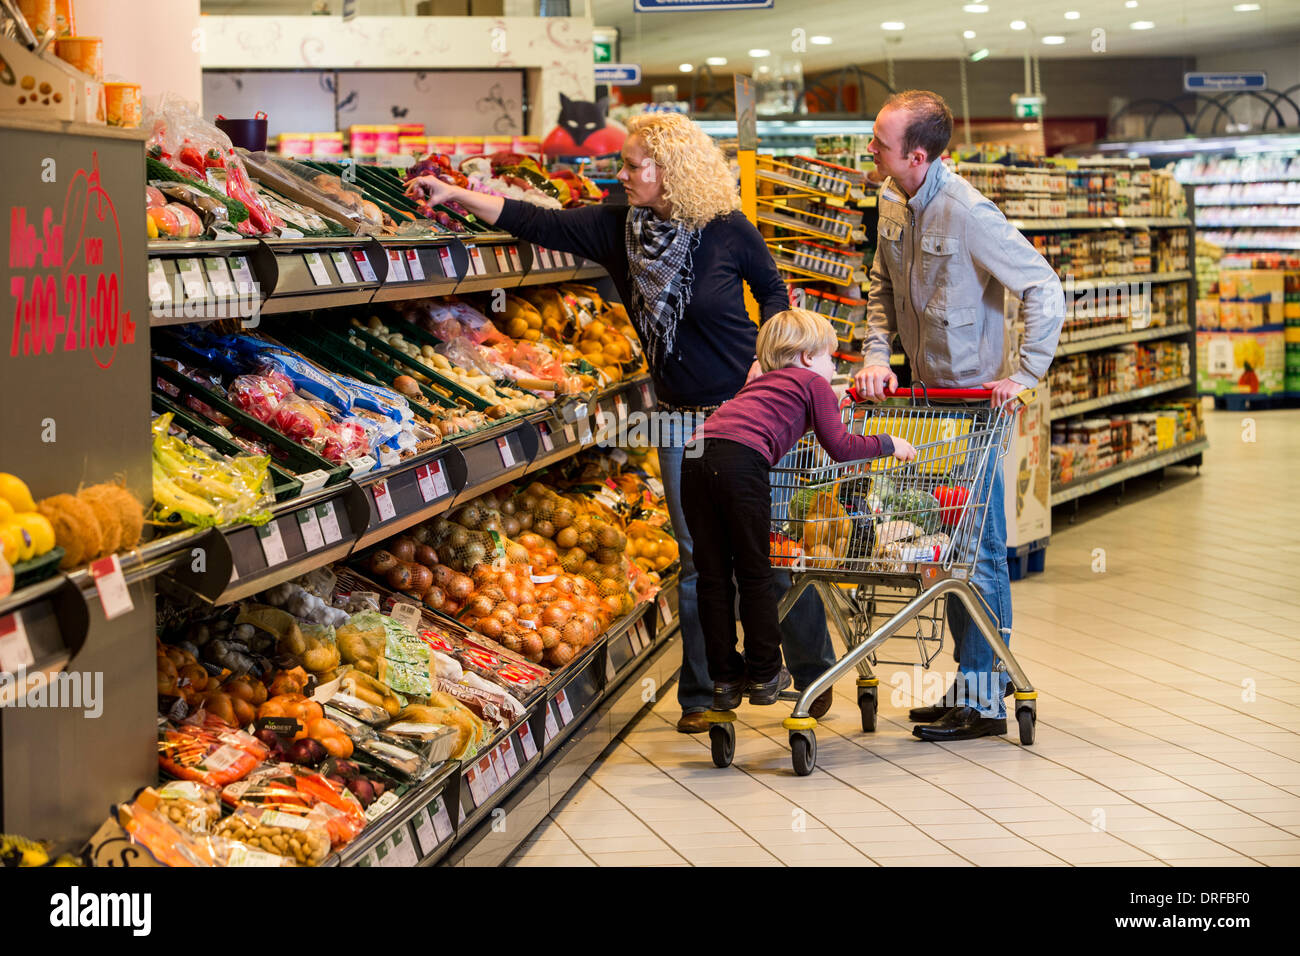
[1172,152,1300,252]
[955,157,1206,518]
[2,94,689,869]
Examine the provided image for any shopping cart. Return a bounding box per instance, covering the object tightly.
[705,385,1038,775]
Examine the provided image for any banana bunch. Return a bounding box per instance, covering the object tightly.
[152,414,272,529]
[0,833,77,867]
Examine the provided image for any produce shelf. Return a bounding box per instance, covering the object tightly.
[454,237,536,294]
[329,761,460,867]
[1050,439,1208,506]
[455,704,549,837]
[1007,217,1193,231]
[1048,377,1194,421]
[252,236,389,317]
[1055,324,1194,357]
[0,573,89,708]
[369,236,465,303]
[351,443,467,551]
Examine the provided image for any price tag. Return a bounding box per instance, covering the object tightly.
[469,246,487,276]
[497,436,516,467]
[605,654,616,682]
[371,480,397,521]
[415,463,437,502]
[331,251,358,283]
[465,763,489,806]
[564,423,576,443]
[204,257,235,298]
[543,703,559,743]
[499,739,520,777]
[428,459,449,498]
[576,404,593,444]
[298,469,330,493]
[88,553,135,621]
[384,828,419,867]
[391,602,423,630]
[0,614,35,674]
[405,249,426,281]
[352,249,378,282]
[637,619,652,648]
[438,246,455,277]
[488,748,508,790]
[348,454,378,478]
[176,258,207,300]
[413,806,437,857]
[507,246,523,271]
[228,844,285,867]
[458,801,466,826]
[297,508,325,552]
[640,383,653,407]
[517,723,538,760]
[555,688,575,725]
[563,251,576,268]
[431,797,454,842]
[616,396,628,421]
[493,247,509,272]
[387,249,409,282]
[538,422,554,452]
[536,247,554,269]
[257,521,289,566]
[147,259,172,304]
[304,251,332,286]
[659,594,672,626]
[229,256,257,294]
[317,501,343,544]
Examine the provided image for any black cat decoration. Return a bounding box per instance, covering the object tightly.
[542,93,626,155]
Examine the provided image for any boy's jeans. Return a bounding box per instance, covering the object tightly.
[659,416,836,712]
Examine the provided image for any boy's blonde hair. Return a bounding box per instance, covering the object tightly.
[756,309,837,372]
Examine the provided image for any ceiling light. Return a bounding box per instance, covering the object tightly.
[1125,0,1138,7]
[963,3,989,11]
[706,56,728,65]
[748,48,770,57]
[963,29,977,38]
[810,35,833,44]
[970,47,990,61]
[1130,19,1154,29]
[881,21,905,30]
[1232,2,1260,9]
[1010,19,1026,29]
[1042,34,1065,43]
[1064,10,1080,19]
[679,63,693,72]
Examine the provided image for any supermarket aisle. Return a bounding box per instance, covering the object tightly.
[508,409,1300,867]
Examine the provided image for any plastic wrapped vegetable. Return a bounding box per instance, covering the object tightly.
[157,719,270,788]
[221,764,366,849]
[151,412,272,528]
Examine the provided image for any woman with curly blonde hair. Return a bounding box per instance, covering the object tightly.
[407,111,837,733]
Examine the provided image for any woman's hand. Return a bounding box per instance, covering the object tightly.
[404,175,460,206]
[889,436,917,462]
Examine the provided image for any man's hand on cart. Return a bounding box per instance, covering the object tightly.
[889,435,917,462]
[981,377,1025,407]
[853,364,898,401]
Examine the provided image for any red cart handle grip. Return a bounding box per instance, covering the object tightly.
[846,385,994,403]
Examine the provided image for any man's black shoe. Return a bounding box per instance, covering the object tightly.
[711,679,745,712]
[912,705,1007,741]
[908,680,962,723]
[747,667,792,706]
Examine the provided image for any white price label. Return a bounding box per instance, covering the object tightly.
[428,460,449,498]
[298,469,330,493]
[331,251,358,283]
[543,703,559,743]
[413,804,438,857]
[405,249,426,281]
[470,246,487,276]
[555,689,575,724]
[616,397,628,421]
[493,247,509,272]
[229,256,257,294]
[517,723,538,760]
[458,801,466,826]
[349,454,378,478]
[576,404,592,444]
[563,423,576,443]
[176,258,207,300]
[304,251,332,286]
[499,740,520,777]
[391,602,423,630]
[538,422,554,452]
[464,765,488,806]
[386,828,419,867]
[536,247,554,269]
[637,619,652,648]
[563,251,576,268]
[260,810,311,831]
[659,595,672,626]
[317,501,343,544]
[507,246,523,271]
[438,246,455,277]
[147,259,172,304]
[297,508,325,552]
[387,249,409,282]
[487,749,507,790]
[497,436,516,467]
[257,521,289,566]
[89,554,135,621]
[204,257,235,298]
[371,480,397,522]
[352,250,378,282]
[227,844,284,867]
[640,383,653,407]
[0,614,35,674]
[416,463,437,502]
[431,797,453,842]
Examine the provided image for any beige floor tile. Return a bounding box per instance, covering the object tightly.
[872,853,975,866]
[586,850,691,866]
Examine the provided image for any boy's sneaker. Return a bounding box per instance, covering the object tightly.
[711,680,745,711]
[748,668,792,706]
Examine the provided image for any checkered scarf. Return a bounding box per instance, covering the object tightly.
[625,206,699,363]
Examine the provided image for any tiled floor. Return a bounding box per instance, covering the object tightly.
[508,408,1300,867]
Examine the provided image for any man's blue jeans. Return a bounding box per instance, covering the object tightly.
[659,418,836,713]
[943,460,1013,719]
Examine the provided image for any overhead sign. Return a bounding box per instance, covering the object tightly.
[1012,93,1045,120]
[595,64,641,86]
[634,0,774,10]
[1184,72,1267,92]
[594,41,613,63]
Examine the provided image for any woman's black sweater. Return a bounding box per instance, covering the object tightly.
[495,199,789,407]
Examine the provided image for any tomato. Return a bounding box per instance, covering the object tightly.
[934,485,971,528]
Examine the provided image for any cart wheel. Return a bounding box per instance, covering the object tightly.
[709,722,735,768]
[1017,708,1036,746]
[790,730,816,776]
[857,689,878,733]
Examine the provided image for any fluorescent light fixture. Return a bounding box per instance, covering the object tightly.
[749,48,771,56]
[1129,19,1154,29]
[1064,10,1080,19]
[1042,34,1065,43]
[1125,0,1137,7]
[679,63,693,72]
[705,56,728,65]
[881,21,905,30]
[963,3,989,11]
[810,35,833,44]
[1233,2,1260,9]
[970,47,991,60]
[963,29,977,38]
[1010,19,1026,29]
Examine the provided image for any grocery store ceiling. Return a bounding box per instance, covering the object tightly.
[202,1,1300,73]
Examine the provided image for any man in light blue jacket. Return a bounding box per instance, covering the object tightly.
[855,90,1064,741]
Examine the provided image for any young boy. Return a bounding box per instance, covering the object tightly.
[680,310,916,709]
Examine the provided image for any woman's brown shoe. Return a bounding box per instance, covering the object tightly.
[676,711,712,734]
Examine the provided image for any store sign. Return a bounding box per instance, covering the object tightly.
[594,40,614,64]
[1183,72,1267,92]
[634,0,772,10]
[595,64,641,86]
[1012,94,1044,120]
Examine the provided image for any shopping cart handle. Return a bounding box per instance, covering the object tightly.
[845,385,993,403]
